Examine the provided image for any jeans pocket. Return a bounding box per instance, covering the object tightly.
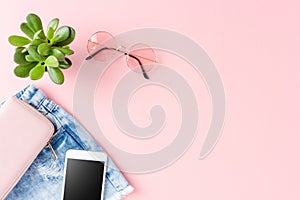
[35,128,83,180]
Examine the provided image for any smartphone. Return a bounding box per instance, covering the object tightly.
[61,149,107,200]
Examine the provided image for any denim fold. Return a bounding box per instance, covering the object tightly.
[4,85,133,200]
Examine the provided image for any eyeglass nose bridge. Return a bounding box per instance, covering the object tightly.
[115,44,158,63]
[115,45,127,53]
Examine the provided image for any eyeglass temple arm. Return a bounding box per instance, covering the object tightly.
[85,47,113,60]
[125,53,149,79]
[86,47,149,79]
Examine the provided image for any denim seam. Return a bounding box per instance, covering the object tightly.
[50,126,65,146]
[42,108,87,150]
[65,128,87,150]
[42,102,56,113]
[106,173,120,192]
[42,106,61,130]
[36,97,46,109]
[19,91,46,110]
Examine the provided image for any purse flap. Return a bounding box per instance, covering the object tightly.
[0,97,54,199]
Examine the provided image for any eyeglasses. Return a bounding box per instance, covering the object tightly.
[86,31,158,79]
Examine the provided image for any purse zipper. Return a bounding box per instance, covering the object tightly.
[46,140,58,160]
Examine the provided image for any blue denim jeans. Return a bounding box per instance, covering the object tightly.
[4,85,134,200]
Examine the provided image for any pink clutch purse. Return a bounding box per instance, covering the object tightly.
[0,97,54,199]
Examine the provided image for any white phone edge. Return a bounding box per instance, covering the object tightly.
[61,149,107,200]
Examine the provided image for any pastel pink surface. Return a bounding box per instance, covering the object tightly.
[0,0,300,199]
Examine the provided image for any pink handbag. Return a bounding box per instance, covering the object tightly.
[0,97,54,199]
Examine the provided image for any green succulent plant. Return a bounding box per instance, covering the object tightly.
[8,13,76,84]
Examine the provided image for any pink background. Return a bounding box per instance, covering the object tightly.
[1,0,300,199]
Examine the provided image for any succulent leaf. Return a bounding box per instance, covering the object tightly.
[14,48,29,65]
[51,48,65,61]
[14,62,37,78]
[59,58,72,69]
[26,13,46,38]
[28,45,43,61]
[56,47,74,55]
[9,13,75,84]
[37,43,51,55]
[29,63,45,80]
[20,23,34,39]
[53,26,70,44]
[8,35,31,47]
[47,67,64,84]
[45,55,59,68]
[55,27,76,46]
[47,18,59,33]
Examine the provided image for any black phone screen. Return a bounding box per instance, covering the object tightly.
[63,159,105,200]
